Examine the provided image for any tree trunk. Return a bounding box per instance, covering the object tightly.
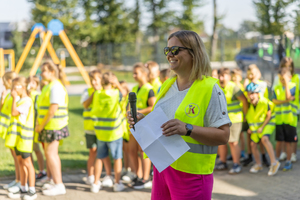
[210,0,218,61]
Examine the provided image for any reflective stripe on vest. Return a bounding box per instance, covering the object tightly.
[0,94,12,139]
[37,80,69,130]
[152,76,219,175]
[274,82,297,127]
[132,83,153,111]
[223,81,243,123]
[91,89,123,142]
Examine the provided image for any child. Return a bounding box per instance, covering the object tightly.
[245,82,280,176]
[1,71,21,193]
[90,72,127,192]
[159,68,170,84]
[212,69,218,79]
[27,76,46,180]
[145,61,161,96]
[273,68,297,171]
[129,63,156,188]
[81,69,113,187]
[6,77,36,199]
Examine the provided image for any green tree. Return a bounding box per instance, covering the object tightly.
[294,3,300,35]
[238,20,258,37]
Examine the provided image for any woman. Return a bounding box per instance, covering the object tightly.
[128,30,230,199]
[35,61,69,196]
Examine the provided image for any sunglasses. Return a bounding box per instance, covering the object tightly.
[164,46,193,56]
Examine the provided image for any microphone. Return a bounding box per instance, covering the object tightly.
[128,92,137,130]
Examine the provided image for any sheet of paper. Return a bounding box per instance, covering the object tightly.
[130,107,190,172]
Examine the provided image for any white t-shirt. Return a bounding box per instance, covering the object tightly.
[50,83,66,104]
[81,88,90,104]
[154,81,231,128]
[17,97,32,124]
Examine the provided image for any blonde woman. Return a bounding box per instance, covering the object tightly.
[128,31,230,200]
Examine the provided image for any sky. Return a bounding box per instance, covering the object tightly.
[0,0,257,34]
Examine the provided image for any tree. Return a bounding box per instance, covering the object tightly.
[210,0,219,61]
[238,20,258,37]
[293,3,300,35]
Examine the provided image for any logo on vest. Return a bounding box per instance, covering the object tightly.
[185,103,200,118]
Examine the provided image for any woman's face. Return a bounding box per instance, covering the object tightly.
[41,66,55,81]
[166,37,193,75]
[133,68,145,82]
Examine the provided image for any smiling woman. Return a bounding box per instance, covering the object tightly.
[127,30,231,200]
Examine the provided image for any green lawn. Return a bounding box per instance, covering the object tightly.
[0,96,88,177]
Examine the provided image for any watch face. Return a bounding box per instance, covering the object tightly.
[186,124,193,130]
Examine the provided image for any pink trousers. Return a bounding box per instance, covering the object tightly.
[151,166,214,200]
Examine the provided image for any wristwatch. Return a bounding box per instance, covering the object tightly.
[185,124,193,136]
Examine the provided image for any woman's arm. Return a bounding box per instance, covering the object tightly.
[36,104,58,132]
[138,96,156,115]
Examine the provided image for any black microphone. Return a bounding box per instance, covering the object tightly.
[128,92,137,130]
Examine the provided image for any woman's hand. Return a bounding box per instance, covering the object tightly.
[127,111,145,128]
[161,119,186,136]
[247,129,252,134]
[35,124,43,133]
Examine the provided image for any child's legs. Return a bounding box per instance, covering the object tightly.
[10,148,20,181]
[250,141,260,165]
[283,124,297,160]
[114,159,122,183]
[275,125,285,157]
[218,145,227,163]
[128,134,140,176]
[33,142,44,172]
[87,147,97,176]
[44,141,62,184]
[123,140,129,169]
[94,139,109,184]
[103,156,112,176]
[240,132,245,151]
[246,134,252,154]
[259,142,266,154]
[23,155,35,187]
[229,141,241,164]
[261,136,276,164]
[107,138,123,183]
[138,145,151,180]
[17,155,27,187]
[228,122,242,164]
[286,142,292,160]
[275,141,283,158]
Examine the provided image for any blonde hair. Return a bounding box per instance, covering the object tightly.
[42,60,66,85]
[89,69,102,80]
[12,77,28,90]
[168,30,211,80]
[145,61,159,70]
[247,64,261,80]
[102,71,115,86]
[3,71,18,88]
[27,75,40,87]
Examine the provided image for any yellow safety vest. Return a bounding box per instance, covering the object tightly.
[83,88,95,132]
[151,78,162,96]
[5,97,34,153]
[274,82,298,127]
[257,80,269,99]
[120,95,130,142]
[223,81,243,123]
[29,90,40,143]
[91,89,123,142]
[37,80,69,130]
[0,93,12,139]
[291,74,300,110]
[132,83,153,111]
[246,97,275,143]
[152,76,219,175]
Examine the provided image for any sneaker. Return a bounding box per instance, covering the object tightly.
[242,157,253,167]
[91,181,102,193]
[23,190,37,200]
[283,161,292,171]
[113,182,125,192]
[42,179,54,190]
[291,153,297,163]
[36,172,47,180]
[132,179,152,189]
[84,175,95,185]
[229,163,242,174]
[122,171,136,183]
[279,152,287,161]
[7,190,27,199]
[268,161,280,176]
[249,164,263,173]
[8,182,21,193]
[3,180,18,190]
[102,175,113,187]
[42,184,66,196]
[262,154,270,167]
[214,162,228,170]
[36,177,50,186]
[226,155,233,161]
[240,151,246,162]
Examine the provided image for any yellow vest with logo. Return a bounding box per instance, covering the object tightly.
[83,88,95,132]
[132,83,153,111]
[91,89,123,142]
[223,81,243,123]
[0,93,12,139]
[152,76,218,175]
[246,97,275,143]
[274,82,298,127]
[291,74,300,110]
[120,95,130,142]
[151,78,162,96]
[5,97,34,153]
[37,80,69,130]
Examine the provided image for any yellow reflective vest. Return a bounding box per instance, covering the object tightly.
[37,80,69,130]
[83,88,95,132]
[132,83,153,111]
[274,82,298,127]
[152,76,219,175]
[120,95,130,142]
[151,78,162,96]
[246,97,275,143]
[291,74,300,110]
[0,93,12,139]
[5,97,34,153]
[91,89,123,142]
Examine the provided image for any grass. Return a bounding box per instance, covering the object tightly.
[0,96,88,177]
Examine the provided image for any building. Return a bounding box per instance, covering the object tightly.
[0,22,13,49]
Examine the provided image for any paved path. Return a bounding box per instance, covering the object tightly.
[1,152,300,200]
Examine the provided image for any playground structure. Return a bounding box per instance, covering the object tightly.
[0,48,15,77]
[0,20,90,86]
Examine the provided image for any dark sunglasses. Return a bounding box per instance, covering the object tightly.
[164,46,193,56]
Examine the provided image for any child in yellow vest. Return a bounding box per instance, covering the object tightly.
[81,69,112,186]
[6,77,37,199]
[245,82,280,176]
[212,69,218,79]
[90,72,127,192]
[159,68,170,84]
[1,72,22,192]
[272,68,297,171]
[145,61,162,96]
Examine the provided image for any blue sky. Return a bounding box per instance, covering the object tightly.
[0,0,259,34]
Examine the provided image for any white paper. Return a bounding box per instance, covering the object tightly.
[130,107,190,172]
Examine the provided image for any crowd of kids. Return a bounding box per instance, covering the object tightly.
[2,56,298,198]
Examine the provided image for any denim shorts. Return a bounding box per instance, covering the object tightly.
[97,137,123,159]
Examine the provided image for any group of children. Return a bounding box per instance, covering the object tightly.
[213,57,299,176]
